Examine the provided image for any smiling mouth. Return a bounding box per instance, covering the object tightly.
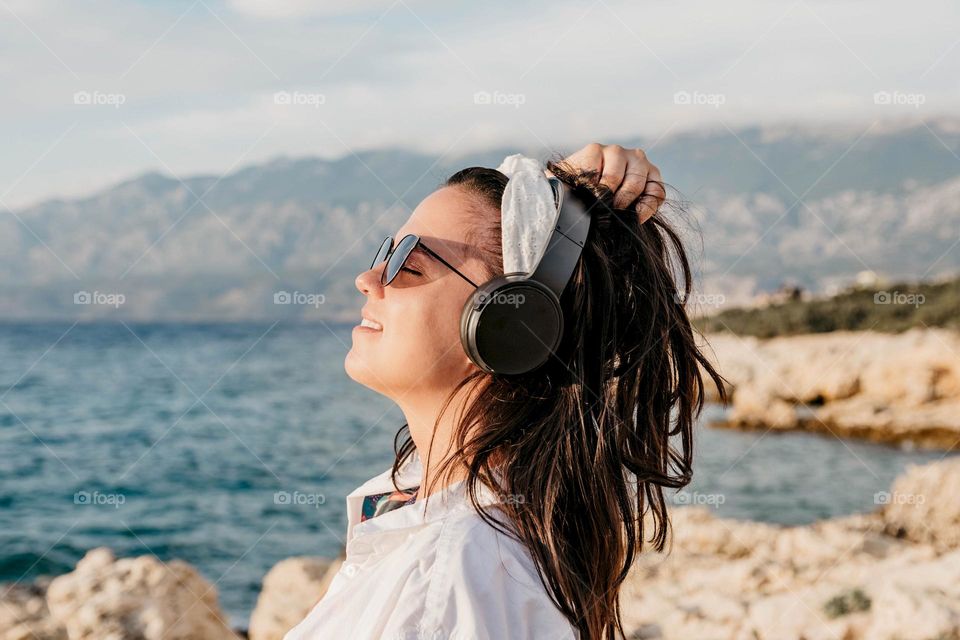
[359,318,383,331]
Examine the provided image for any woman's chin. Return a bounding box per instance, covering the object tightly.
[344,349,381,389]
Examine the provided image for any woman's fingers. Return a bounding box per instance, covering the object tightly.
[613,148,649,210]
[599,144,629,195]
[560,143,665,222]
[563,143,604,181]
[636,164,665,223]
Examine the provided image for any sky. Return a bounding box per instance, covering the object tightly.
[0,0,958,208]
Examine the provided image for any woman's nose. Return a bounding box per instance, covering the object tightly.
[355,263,385,296]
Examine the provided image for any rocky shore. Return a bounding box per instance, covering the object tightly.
[702,327,960,449]
[619,455,960,640]
[0,548,241,640]
[3,456,959,640]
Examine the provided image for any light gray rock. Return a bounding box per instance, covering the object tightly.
[248,556,340,640]
[703,328,960,448]
[0,578,66,640]
[44,547,240,640]
[620,457,960,639]
[881,457,960,550]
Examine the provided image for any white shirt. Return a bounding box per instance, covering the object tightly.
[284,450,579,640]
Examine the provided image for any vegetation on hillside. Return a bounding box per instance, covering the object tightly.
[696,276,960,338]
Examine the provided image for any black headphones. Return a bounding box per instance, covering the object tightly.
[460,177,592,375]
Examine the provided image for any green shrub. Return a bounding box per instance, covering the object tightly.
[823,587,871,618]
[696,277,960,337]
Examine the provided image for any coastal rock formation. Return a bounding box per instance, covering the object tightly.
[703,328,960,448]
[248,556,340,640]
[47,547,240,640]
[0,578,65,640]
[0,547,240,640]
[881,457,960,550]
[621,457,960,640]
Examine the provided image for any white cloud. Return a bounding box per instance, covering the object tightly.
[0,0,958,208]
[226,0,426,19]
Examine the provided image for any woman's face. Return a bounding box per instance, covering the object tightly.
[345,185,493,399]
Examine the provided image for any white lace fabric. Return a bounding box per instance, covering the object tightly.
[495,154,559,277]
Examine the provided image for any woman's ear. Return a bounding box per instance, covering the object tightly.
[463,355,481,374]
[459,350,483,378]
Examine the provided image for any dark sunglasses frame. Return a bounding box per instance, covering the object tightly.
[371,234,478,288]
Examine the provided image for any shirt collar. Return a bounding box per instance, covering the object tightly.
[344,449,503,545]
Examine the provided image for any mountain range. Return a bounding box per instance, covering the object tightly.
[3,117,959,321]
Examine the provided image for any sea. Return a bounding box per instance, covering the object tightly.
[0,322,952,627]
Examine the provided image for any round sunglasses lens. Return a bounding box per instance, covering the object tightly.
[371,237,392,270]
[383,234,418,285]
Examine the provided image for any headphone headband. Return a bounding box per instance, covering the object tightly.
[529,178,591,298]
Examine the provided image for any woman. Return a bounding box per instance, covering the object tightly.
[285,143,726,639]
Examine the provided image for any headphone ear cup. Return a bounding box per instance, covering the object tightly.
[460,275,563,375]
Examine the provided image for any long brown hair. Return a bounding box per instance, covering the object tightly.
[389,156,727,639]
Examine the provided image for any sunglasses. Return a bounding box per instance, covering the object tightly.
[371,234,479,288]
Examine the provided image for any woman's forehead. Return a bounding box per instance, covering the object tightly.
[406,186,475,230]
[398,187,490,260]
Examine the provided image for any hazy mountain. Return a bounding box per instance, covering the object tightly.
[3,118,959,320]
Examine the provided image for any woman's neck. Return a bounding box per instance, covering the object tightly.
[397,385,477,501]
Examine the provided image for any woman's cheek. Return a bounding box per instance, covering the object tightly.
[422,297,465,363]
[397,298,442,349]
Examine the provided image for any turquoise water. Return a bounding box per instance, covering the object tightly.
[0,322,951,626]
